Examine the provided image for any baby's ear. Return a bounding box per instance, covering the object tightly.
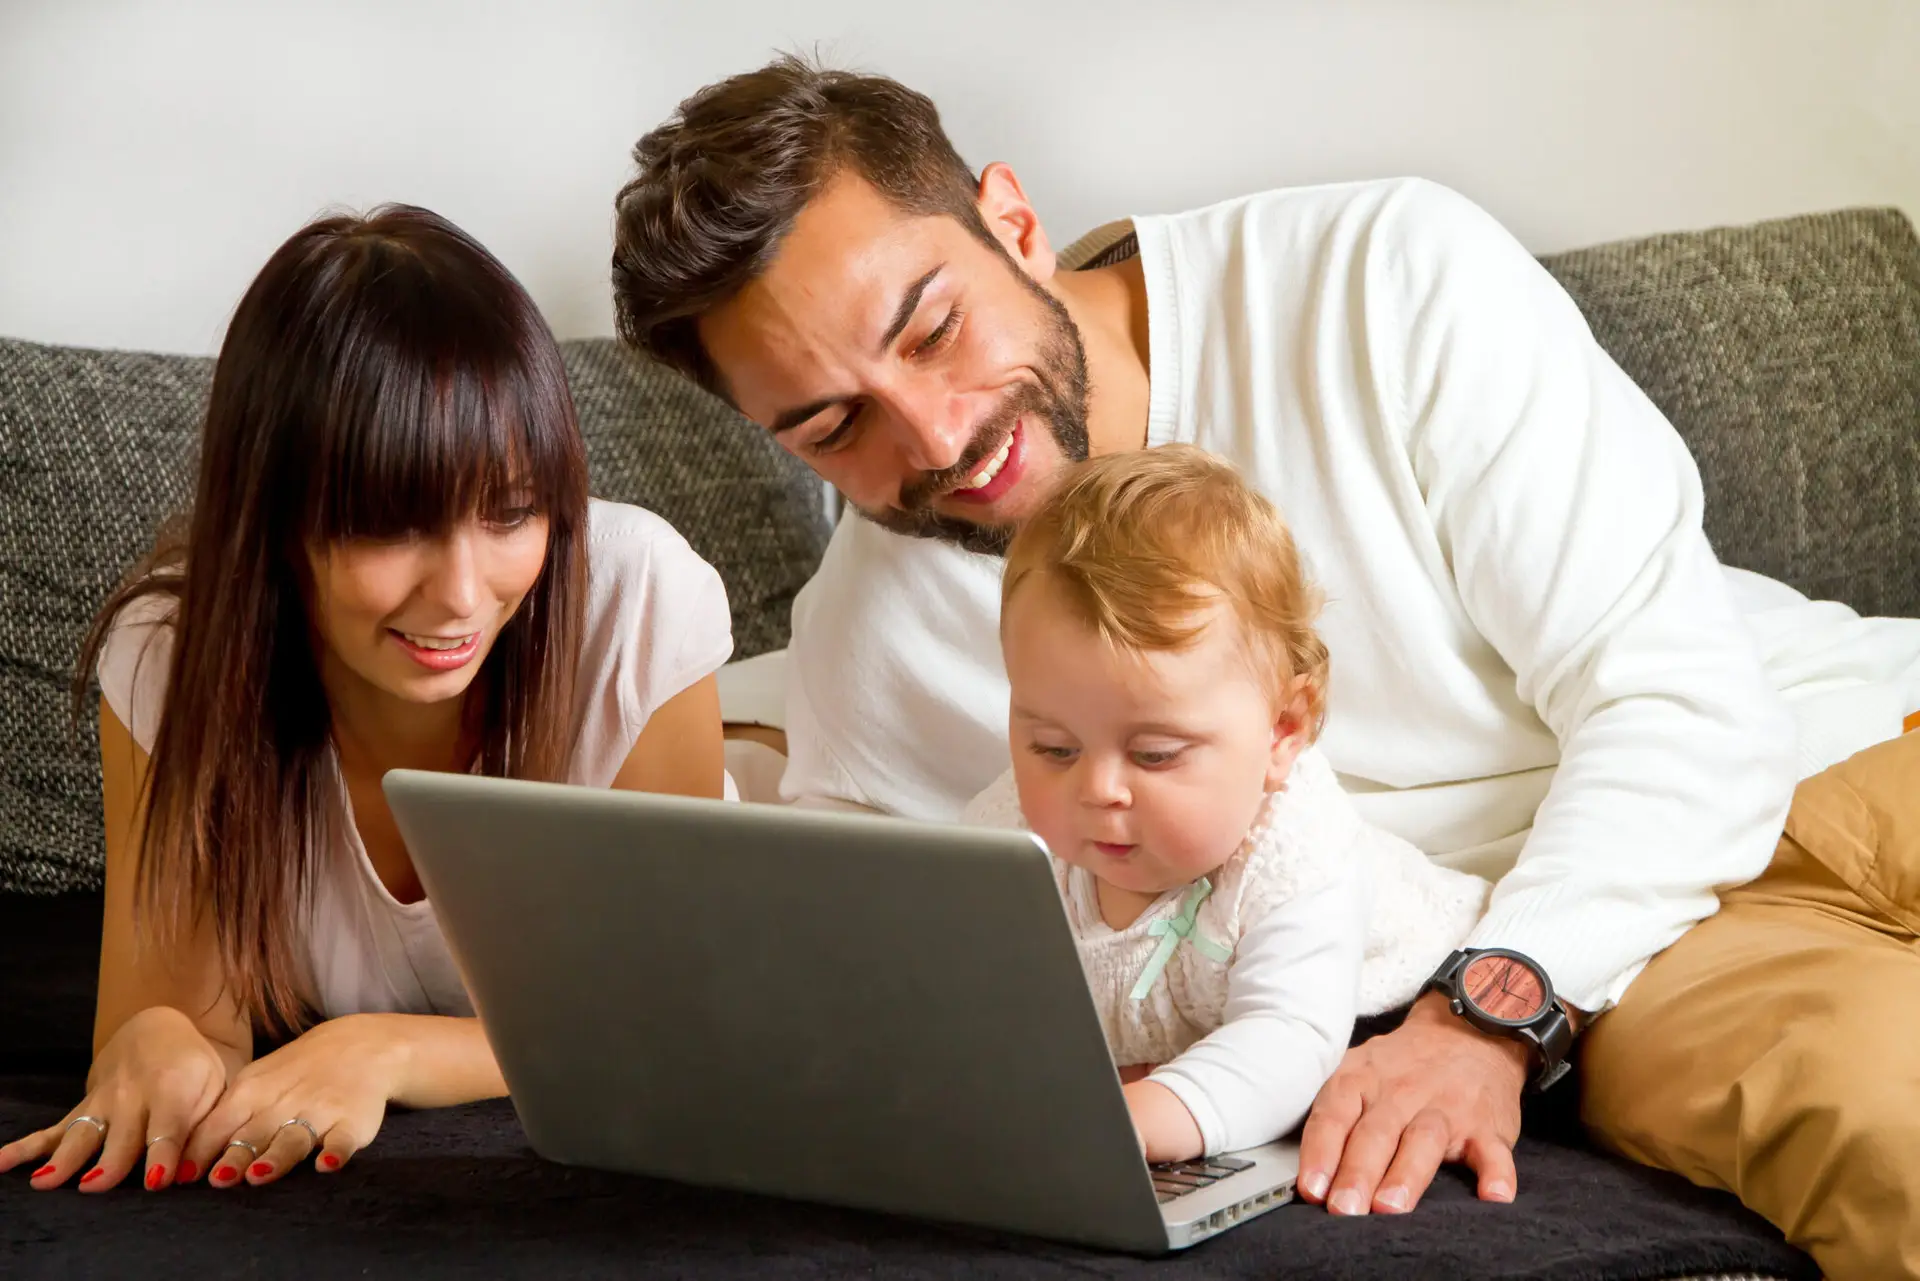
[1264,675,1316,791]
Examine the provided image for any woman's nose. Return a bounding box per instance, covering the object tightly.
[422,529,483,618]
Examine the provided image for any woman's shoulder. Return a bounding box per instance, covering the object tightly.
[572,500,734,758]
[95,586,182,751]
[582,499,729,624]
[585,497,706,570]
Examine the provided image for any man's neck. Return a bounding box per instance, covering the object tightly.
[1050,254,1152,457]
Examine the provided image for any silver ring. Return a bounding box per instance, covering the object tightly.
[273,1118,320,1149]
[223,1138,259,1159]
[144,1134,174,1149]
[63,1115,108,1138]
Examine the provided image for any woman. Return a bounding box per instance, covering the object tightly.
[0,206,732,1193]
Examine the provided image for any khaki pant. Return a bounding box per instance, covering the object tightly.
[1581,730,1920,1280]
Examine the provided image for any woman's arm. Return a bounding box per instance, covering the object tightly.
[0,704,251,1192]
[94,701,250,1067]
[178,675,733,1184]
[610,673,726,798]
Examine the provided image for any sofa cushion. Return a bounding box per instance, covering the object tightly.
[0,335,828,895]
[1540,208,1920,620]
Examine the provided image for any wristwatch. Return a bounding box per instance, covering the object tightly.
[1420,948,1575,1091]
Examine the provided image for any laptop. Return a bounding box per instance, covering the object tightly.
[383,771,1300,1253]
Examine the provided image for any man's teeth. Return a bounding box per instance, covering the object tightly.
[402,633,474,651]
[961,436,1015,491]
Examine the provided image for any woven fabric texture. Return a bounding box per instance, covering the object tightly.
[0,335,826,893]
[1540,208,1920,619]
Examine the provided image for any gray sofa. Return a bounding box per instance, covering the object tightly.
[5,203,1916,1279]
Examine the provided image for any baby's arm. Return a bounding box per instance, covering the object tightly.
[1138,860,1369,1159]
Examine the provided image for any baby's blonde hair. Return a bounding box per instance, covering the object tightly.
[1002,444,1329,735]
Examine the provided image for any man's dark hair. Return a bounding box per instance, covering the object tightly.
[612,55,994,394]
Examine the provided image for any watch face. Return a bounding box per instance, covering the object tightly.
[1461,953,1548,1023]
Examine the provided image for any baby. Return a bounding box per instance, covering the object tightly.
[963,445,1488,1163]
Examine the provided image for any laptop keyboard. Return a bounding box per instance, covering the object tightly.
[1149,1154,1254,1204]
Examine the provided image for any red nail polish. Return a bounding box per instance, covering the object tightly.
[177,1160,198,1182]
[212,1165,237,1183]
[80,1169,104,1184]
[319,1153,340,1170]
[146,1166,165,1190]
[30,1165,55,1179]
[249,1162,272,1178]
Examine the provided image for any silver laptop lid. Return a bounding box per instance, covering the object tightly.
[385,771,1171,1252]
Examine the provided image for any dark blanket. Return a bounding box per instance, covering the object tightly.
[0,1072,1816,1281]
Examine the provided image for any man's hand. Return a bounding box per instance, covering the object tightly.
[1297,992,1526,1215]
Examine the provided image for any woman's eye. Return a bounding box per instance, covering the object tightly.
[488,506,537,530]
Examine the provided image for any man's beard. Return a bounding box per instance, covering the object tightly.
[854,276,1091,558]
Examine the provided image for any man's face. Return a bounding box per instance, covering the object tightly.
[698,171,1089,556]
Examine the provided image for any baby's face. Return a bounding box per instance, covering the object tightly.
[1005,584,1307,898]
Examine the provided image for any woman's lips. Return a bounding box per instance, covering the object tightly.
[390,629,482,672]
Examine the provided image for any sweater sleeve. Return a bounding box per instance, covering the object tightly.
[1378,181,1798,1012]
[1148,864,1365,1155]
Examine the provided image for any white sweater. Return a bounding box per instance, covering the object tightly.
[781,178,1920,1013]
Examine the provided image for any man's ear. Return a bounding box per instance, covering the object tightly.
[977,162,1057,284]
[1264,675,1317,792]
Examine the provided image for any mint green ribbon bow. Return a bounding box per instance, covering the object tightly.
[1128,877,1234,1001]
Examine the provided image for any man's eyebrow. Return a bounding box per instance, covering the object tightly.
[877,265,944,355]
[766,264,946,435]
[770,398,842,436]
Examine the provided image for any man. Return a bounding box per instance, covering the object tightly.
[611,57,1920,1276]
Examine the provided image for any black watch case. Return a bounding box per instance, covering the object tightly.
[1422,947,1574,1091]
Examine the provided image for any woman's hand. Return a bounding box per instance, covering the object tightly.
[0,1005,234,1192]
[181,1012,505,1187]
[180,1013,408,1187]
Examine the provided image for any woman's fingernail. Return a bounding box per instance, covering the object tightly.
[79,1168,104,1184]
[1487,1180,1514,1202]
[212,1165,238,1184]
[1376,1186,1409,1212]
[30,1165,55,1179]
[177,1160,198,1182]
[249,1162,272,1179]
[1300,1170,1329,1200]
[146,1165,166,1190]
[319,1153,340,1171]
[1330,1188,1366,1216]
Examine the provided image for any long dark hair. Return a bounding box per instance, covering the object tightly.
[77,205,590,1035]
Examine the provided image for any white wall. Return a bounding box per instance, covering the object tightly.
[3,0,1915,356]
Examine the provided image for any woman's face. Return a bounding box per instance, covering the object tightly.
[306,506,550,709]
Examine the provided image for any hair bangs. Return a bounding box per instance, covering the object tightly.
[297,231,584,549]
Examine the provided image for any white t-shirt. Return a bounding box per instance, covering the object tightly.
[98,499,734,1020]
[780,179,1920,1014]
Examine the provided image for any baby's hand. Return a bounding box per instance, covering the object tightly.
[1123,1079,1205,1164]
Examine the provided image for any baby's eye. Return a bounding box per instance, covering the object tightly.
[1130,748,1184,769]
[1029,743,1078,762]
